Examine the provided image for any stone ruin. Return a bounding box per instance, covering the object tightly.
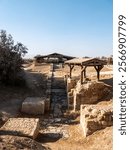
[67,79,112,111]
[0,118,40,139]
[80,104,113,136]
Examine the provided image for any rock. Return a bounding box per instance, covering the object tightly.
[91,109,98,117]
[62,130,69,139]
[21,97,45,115]
[0,118,40,139]
[54,118,62,123]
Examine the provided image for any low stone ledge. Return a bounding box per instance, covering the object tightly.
[0,118,39,139]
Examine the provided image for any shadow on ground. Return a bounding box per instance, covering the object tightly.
[100,77,113,87]
[36,132,62,143]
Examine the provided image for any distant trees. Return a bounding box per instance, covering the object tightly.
[100,55,113,65]
[0,30,28,85]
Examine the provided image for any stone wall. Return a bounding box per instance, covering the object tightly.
[68,89,74,110]
[67,80,112,111]
[67,78,77,92]
[80,104,113,136]
[67,78,78,110]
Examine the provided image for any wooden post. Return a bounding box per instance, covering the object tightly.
[80,66,83,84]
[80,70,83,84]
[83,66,87,78]
[94,65,104,80]
[80,66,86,84]
[69,65,74,78]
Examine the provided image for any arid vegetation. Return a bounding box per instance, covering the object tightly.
[0,30,28,85]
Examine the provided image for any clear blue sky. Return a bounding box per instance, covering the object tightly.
[0,0,112,58]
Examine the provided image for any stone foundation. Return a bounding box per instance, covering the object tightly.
[80,104,113,136]
[67,81,112,111]
[0,118,39,139]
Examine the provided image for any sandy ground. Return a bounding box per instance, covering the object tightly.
[43,126,112,150]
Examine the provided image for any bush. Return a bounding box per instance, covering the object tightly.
[0,30,28,85]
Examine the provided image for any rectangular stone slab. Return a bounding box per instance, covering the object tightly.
[21,97,45,115]
[0,118,39,139]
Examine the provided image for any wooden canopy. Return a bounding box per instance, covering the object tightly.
[34,53,74,63]
[65,58,107,84]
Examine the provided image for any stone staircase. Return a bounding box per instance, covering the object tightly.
[51,64,67,117]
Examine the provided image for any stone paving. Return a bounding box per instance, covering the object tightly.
[39,118,70,140]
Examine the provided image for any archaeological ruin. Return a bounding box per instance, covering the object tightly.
[0,53,113,149]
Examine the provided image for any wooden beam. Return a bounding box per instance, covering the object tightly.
[94,65,104,80]
[69,65,74,78]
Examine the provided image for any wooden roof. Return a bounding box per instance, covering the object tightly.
[65,58,107,66]
[34,52,74,60]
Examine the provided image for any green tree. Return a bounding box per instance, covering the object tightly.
[0,30,28,84]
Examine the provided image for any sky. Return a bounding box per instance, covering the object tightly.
[0,0,112,58]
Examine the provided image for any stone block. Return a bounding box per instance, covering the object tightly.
[21,97,45,115]
[0,118,39,139]
[80,104,113,136]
